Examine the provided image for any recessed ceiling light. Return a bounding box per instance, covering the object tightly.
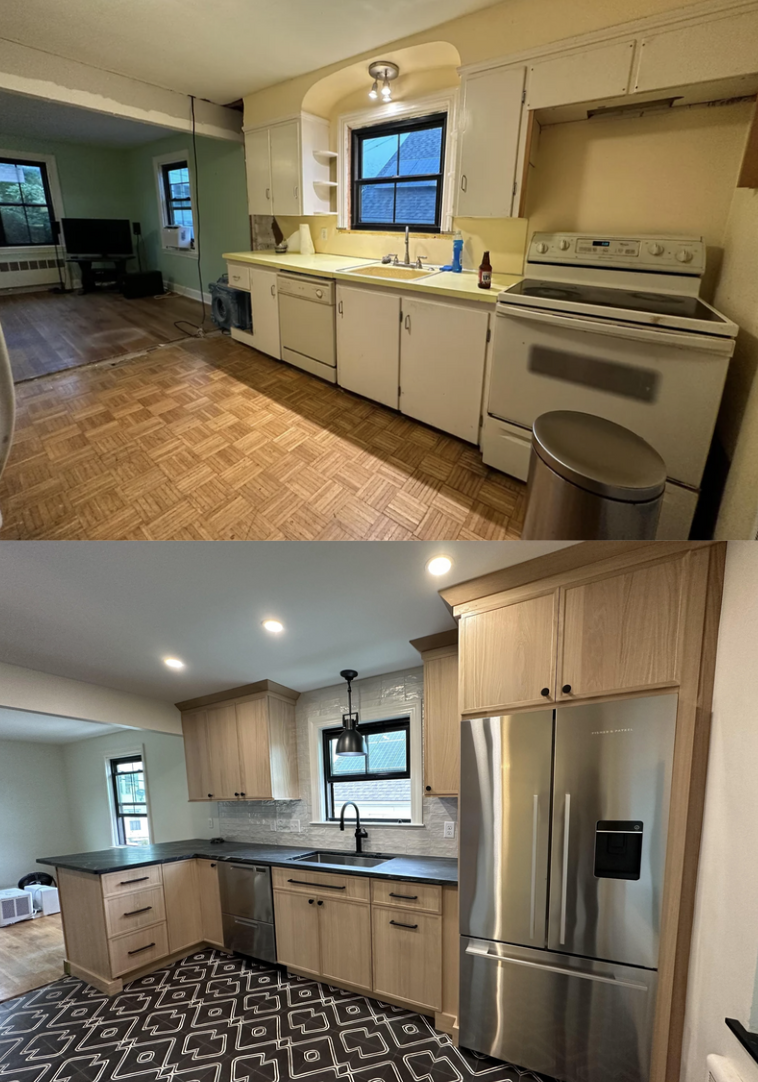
[262,619,284,634]
[163,657,185,670]
[426,555,453,577]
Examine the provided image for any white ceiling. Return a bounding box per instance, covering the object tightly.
[0,706,127,744]
[0,89,181,148]
[0,542,574,703]
[2,0,505,104]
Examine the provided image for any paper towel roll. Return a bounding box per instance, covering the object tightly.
[299,223,315,255]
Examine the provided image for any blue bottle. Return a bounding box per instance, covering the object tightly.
[452,232,464,274]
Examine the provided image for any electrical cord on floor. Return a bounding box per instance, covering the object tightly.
[173,94,208,339]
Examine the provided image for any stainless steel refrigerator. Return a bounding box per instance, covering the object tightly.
[459,694,677,1082]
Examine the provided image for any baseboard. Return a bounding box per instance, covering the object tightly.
[167,281,212,305]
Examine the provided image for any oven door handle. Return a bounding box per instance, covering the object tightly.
[496,303,733,353]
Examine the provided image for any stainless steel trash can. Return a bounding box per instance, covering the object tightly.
[521,411,666,540]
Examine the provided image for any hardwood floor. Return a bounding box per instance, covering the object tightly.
[0,288,207,382]
[0,914,65,1003]
[0,335,526,540]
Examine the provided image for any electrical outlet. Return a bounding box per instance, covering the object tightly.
[443,821,456,839]
[320,228,328,241]
[277,819,301,833]
[207,817,214,829]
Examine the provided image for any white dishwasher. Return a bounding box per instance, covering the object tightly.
[277,273,336,383]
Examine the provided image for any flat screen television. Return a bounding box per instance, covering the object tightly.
[61,218,133,258]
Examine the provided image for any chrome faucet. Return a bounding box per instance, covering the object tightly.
[404,225,411,267]
[339,801,368,854]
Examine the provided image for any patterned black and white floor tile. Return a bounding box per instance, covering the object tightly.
[0,949,551,1082]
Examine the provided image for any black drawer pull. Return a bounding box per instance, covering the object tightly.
[287,879,346,890]
[389,920,418,930]
[389,892,418,900]
[119,876,149,885]
[123,906,152,917]
[127,941,155,955]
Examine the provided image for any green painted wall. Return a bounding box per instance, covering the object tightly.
[127,133,249,293]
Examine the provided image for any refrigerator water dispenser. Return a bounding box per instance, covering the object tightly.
[594,821,644,880]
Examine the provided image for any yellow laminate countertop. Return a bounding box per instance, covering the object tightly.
[223,250,521,303]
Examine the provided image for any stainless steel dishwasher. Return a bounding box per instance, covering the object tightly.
[277,273,336,383]
[218,862,276,963]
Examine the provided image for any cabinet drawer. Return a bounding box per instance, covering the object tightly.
[104,886,166,938]
[371,879,441,914]
[372,906,442,1011]
[101,864,163,898]
[272,866,369,901]
[109,922,169,977]
[227,262,250,290]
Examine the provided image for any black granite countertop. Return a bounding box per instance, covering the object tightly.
[38,839,458,886]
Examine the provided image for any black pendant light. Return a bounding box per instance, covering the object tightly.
[336,669,367,756]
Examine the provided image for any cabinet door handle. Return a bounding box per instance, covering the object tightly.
[123,906,152,917]
[540,688,550,697]
[294,185,299,200]
[271,284,276,297]
[234,792,239,797]
[425,785,431,791]
[461,174,467,192]
[119,876,149,886]
[127,941,156,956]
[208,793,213,798]
[308,898,314,904]
[389,920,418,930]
[389,892,418,901]
[210,863,216,868]
[338,300,343,316]
[404,314,411,331]
[562,684,572,694]
[240,792,246,797]
[266,187,270,200]
[287,879,345,890]
[317,900,323,906]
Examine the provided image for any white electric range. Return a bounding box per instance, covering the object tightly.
[482,232,738,539]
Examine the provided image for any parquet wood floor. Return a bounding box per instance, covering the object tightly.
[0,335,525,540]
[0,289,207,382]
[0,914,64,1003]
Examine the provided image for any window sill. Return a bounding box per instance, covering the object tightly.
[310,821,425,829]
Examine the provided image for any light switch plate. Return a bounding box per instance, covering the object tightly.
[320,228,328,241]
[443,821,456,838]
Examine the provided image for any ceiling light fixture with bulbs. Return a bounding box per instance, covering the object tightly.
[367,61,399,103]
[262,619,284,634]
[426,555,453,577]
[163,657,185,670]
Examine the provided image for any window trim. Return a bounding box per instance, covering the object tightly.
[350,113,447,234]
[153,149,198,260]
[322,717,411,822]
[337,90,459,233]
[0,156,57,248]
[308,699,423,826]
[105,746,153,848]
[0,146,65,256]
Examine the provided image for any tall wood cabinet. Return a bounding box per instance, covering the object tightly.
[411,631,460,796]
[178,680,300,802]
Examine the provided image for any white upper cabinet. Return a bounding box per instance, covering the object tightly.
[634,7,758,92]
[456,65,526,218]
[526,39,636,109]
[337,285,401,410]
[243,114,332,217]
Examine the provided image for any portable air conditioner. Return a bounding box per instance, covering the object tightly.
[162,225,193,250]
[0,888,33,926]
[23,884,60,916]
[707,1053,744,1082]
[209,277,252,332]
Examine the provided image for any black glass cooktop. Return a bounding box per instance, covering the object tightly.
[506,278,727,323]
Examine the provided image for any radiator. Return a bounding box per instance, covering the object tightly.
[707,1053,745,1082]
[0,254,65,290]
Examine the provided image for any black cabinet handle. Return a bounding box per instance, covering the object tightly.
[123,906,152,917]
[317,900,323,906]
[208,793,213,798]
[240,792,246,797]
[119,876,149,886]
[540,688,550,697]
[288,879,345,890]
[389,920,418,930]
[234,792,239,797]
[562,684,572,694]
[389,892,418,900]
[127,942,155,955]
[308,898,314,904]
[425,785,431,791]
[210,863,216,868]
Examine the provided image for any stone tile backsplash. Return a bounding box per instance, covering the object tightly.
[218,667,458,859]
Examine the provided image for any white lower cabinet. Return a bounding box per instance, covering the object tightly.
[336,285,401,409]
[400,297,490,444]
[250,266,281,359]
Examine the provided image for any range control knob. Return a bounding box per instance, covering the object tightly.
[676,248,694,263]
[647,242,664,256]
[557,239,571,251]
[535,241,549,254]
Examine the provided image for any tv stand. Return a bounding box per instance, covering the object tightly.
[66,256,130,294]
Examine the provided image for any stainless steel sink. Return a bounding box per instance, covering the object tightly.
[292,851,390,868]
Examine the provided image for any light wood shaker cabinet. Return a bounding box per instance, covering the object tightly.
[558,557,685,700]
[372,906,442,1011]
[319,896,372,991]
[459,591,558,714]
[273,889,324,979]
[422,647,459,796]
[196,859,224,948]
[163,861,203,954]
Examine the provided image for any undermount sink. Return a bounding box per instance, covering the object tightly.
[348,263,436,282]
[292,850,390,868]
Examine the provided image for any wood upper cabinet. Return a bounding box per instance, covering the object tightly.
[163,860,202,953]
[422,647,459,796]
[319,897,372,991]
[558,557,686,700]
[459,591,558,714]
[274,890,321,977]
[196,859,224,947]
[180,682,299,802]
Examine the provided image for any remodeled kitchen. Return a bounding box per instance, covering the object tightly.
[2,540,757,1082]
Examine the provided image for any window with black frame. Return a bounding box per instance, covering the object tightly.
[322,718,411,822]
[160,160,194,236]
[109,755,150,847]
[0,157,55,247]
[351,113,446,233]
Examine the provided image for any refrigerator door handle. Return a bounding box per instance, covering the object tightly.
[560,793,570,944]
[463,942,650,992]
[530,794,539,940]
